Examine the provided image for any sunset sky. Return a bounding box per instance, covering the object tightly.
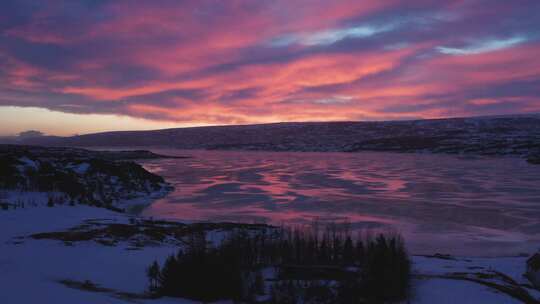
[1,0,539,136]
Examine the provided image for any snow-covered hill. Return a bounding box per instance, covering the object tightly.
[11,114,540,158]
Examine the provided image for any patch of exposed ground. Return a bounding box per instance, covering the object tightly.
[25,218,271,248]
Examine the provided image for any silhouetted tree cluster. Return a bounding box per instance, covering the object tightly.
[270,279,334,304]
[270,222,363,266]
[147,223,410,303]
[147,230,264,302]
[270,233,410,303]
[360,234,410,302]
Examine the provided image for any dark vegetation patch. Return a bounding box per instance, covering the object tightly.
[0,145,175,210]
[0,201,15,210]
[347,136,447,152]
[418,253,471,261]
[0,145,184,161]
[528,154,540,165]
[27,218,270,248]
[147,223,411,303]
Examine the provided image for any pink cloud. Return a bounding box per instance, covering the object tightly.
[0,0,539,131]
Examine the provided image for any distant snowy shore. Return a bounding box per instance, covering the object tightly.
[7,115,540,161]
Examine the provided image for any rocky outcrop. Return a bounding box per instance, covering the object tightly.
[0,145,173,210]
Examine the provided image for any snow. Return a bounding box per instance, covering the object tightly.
[18,156,39,170]
[413,278,521,304]
[1,190,62,207]
[411,255,540,303]
[0,205,199,304]
[70,162,91,174]
[120,187,173,213]
[1,204,538,303]
[412,256,529,284]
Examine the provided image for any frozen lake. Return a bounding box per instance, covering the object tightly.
[140,149,540,256]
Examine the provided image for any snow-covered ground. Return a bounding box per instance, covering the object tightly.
[412,256,540,303]
[0,205,196,304]
[1,204,538,303]
[414,278,522,304]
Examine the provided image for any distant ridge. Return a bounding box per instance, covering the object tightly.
[4,114,540,157]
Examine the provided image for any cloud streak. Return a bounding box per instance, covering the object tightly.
[436,36,529,55]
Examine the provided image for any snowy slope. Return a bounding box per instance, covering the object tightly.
[13,114,540,158]
[0,205,200,304]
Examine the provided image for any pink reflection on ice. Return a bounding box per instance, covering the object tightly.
[141,149,540,256]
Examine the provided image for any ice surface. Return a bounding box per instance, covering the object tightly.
[141,150,540,256]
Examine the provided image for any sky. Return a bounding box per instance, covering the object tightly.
[0,0,539,136]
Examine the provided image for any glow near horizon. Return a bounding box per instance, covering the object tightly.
[0,106,199,136]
